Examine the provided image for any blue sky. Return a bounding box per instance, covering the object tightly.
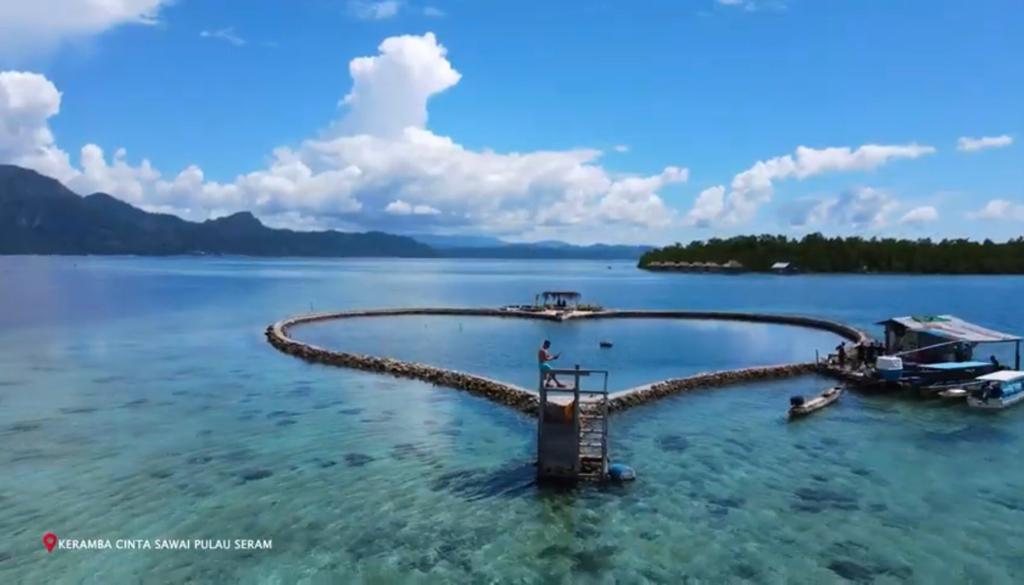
[0,0,1021,244]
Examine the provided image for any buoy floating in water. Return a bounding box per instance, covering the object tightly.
[608,463,636,481]
[599,341,613,348]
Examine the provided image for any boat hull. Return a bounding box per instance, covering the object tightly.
[789,388,843,418]
[967,392,1024,409]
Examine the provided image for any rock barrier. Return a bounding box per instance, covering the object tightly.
[608,363,818,412]
[265,308,869,416]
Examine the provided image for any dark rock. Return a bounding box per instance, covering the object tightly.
[827,560,874,583]
[239,468,273,482]
[59,407,97,414]
[792,487,859,513]
[656,434,690,452]
[344,453,375,467]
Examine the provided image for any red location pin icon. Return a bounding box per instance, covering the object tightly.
[43,532,58,553]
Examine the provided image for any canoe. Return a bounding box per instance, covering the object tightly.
[788,387,843,418]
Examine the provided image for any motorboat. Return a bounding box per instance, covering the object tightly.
[967,371,1024,410]
[789,387,843,419]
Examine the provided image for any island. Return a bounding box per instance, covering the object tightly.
[639,234,1024,275]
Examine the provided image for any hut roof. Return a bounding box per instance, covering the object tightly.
[878,315,1020,343]
[540,291,581,299]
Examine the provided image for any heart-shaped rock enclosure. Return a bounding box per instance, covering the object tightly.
[266,307,868,415]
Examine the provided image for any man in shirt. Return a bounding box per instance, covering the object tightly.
[538,339,565,388]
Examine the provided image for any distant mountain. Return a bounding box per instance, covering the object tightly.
[408,233,507,249]
[0,165,434,257]
[410,233,650,259]
[0,164,649,259]
[440,243,652,260]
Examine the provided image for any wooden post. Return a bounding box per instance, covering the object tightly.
[537,370,546,471]
[574,364,581,476]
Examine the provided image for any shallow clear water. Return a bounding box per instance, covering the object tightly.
[1,256,1023,583]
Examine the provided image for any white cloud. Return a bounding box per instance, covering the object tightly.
[0,33,688,242]
[968,199,1024,221]
[957,135,1013,152]
[0,71,74,181]
[0,0,169,60]
[715,0,788,12]
[385,199,441,215]
[334,33,461,138]
[350,1,402,21]
[200,28,247,47]
[612,144,629,153]
[685,143,935,227]
[785,188,900,230]
[899,205,938,225]
[423,6,445,18]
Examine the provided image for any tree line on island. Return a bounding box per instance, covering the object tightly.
[639,234,1024,274]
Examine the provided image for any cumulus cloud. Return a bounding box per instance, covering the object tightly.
[685,143,935,227]
[0,71,74,180]
[350,1,402,21]
[957,135,1013,152]
[899,205,938,225]
[0,0,169,60]
[333,33,461,138]
[968,199,1024,221]
[785,187,900,230]
[0,33,688,242]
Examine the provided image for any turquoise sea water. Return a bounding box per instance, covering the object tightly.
[2,256,1023,583]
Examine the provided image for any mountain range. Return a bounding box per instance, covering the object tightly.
[0,165,648,259]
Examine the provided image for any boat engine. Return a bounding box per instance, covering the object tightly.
[789,396,805,407]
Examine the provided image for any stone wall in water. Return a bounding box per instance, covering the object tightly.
[266,308,866,415]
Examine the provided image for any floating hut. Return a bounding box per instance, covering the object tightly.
[536,291,581,310]
[771,261,798,274]
[879,315,1021,369]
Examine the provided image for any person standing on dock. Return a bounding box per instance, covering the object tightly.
[836,343,847,368]
[538,340,565,388]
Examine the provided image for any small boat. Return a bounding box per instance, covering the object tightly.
[599,341,613,348]
[788,387,843,418]
[967,371,1024,410]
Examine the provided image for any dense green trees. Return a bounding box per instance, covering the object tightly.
[639,234,1024,274]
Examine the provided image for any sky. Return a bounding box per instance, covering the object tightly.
[0,0,1021,245]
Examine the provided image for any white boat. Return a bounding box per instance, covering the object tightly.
[788,387,843,418]
[967,371,1024,410]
